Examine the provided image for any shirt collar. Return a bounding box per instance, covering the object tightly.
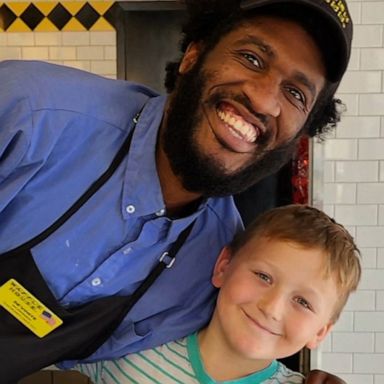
[122,95,167,218]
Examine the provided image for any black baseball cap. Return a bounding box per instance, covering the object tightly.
[241,0,353,83]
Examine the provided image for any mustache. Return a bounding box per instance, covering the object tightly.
[205,90,270,127]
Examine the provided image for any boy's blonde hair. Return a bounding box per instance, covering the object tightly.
[229,204,361,322]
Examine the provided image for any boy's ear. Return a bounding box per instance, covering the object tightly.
[211,246,232,288]
[178,42,202,74]
[305,323,334,350]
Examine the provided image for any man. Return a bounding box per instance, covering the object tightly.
[0,0,351,383]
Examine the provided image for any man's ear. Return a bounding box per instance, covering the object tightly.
[211,246,232,288]
[305,323,334,350]
[179,42,202,74]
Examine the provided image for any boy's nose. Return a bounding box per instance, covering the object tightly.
[257,288,285,322]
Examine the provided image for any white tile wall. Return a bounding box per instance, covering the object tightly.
[0,30,116,78]
[1,0,383,380]
[313,0,384,380]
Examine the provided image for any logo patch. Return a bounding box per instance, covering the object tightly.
[324,0,350,28]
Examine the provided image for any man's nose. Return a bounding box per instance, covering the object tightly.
[257,288,285,322]
[244,75,281,118]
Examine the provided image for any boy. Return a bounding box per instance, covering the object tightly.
[76,205,361,383]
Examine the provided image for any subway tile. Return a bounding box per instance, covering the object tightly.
[338,374,374,384]
[347,48,360,71]
[323,183,356,204]
[49,46,77,61]
[354,353,384,374]
[338,71,382,93]
[377,291,384,311]
[324,139,358,160]
[62,31,90,46]
[358,183,384,204]
[348,1,361,25]
[62,60,91,72]
[359,139,384,160]
[335,204,377,225]
[336,116,381,138]
[0,47,22,60]
[90,60,117,76]
[360,94,384,116]
[336,161,378,182]
[360,248,377,269]
[355,312,384,331]
[7,32,34,46]
[359,269,384,289]
[76,46,104,60]
[90,31,116,45]
[324,161,335,182]
[357,227,384,247]
[333,311,354,332]
[344,290,376,311]
[34,32,62,46]
[376,333,384,352]
[378,248,384,268]
[362,2,384,24]
[380,162,384,181]
[22,47,49,60]
[336,94,359,116]
[105,46,116,60]
[375,375,384,384]
[332,332,374,352]
[352,25,383,48]
[361,48,384,70]
[380,205,384,225]
[321,352,353,373]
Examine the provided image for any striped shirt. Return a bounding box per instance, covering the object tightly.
[75,333,304,383]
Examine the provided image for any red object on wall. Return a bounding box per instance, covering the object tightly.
[292,136,309,204]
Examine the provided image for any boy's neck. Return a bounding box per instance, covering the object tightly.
[197,326,274,381]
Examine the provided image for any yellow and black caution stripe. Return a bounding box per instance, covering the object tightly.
[0,2,115,32]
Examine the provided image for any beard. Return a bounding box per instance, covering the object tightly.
[162,58,300,197]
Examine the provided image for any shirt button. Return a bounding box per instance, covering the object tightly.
[126,205,135,214]
[91,277,102,287]
[156,208,165,216]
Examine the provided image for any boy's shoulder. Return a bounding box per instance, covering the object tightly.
[267,361,305,383]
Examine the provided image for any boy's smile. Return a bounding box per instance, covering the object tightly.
[206,236,339,369]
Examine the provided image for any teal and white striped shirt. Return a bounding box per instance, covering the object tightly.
[75,333,304,384]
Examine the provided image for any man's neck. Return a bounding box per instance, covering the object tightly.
[156,136,203,218]
[197,325,273,381]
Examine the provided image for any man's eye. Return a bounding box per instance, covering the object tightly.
[287,87,306,105]
[242,53,262,68]
[294,296,312,310]
[255,272,272,284]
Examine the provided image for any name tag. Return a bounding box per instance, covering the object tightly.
[0,279,63,338]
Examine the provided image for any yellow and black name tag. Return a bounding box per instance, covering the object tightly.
[0,279,63,338]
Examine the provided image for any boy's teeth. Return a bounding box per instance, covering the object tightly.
[217,109,257,143]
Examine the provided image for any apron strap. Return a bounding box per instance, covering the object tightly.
[3,113,139,256]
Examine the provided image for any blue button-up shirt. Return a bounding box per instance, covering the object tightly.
[0,60,243,366]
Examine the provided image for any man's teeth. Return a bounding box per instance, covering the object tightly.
[217,110,257,143]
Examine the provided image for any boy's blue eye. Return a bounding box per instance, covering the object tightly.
[255,271,272,284]
[295,296,312,310]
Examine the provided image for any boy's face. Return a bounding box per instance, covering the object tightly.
[210,236,338,362]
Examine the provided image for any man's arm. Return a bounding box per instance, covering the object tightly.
[306,369,346,384]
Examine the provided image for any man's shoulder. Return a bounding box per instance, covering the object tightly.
[0,60,158,117]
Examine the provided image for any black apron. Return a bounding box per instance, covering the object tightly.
[0,113,195,383]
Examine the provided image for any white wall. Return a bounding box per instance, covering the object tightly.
[313,1,384,383]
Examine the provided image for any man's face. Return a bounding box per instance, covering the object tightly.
[162,15,326,196]
[209,237,338,363]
